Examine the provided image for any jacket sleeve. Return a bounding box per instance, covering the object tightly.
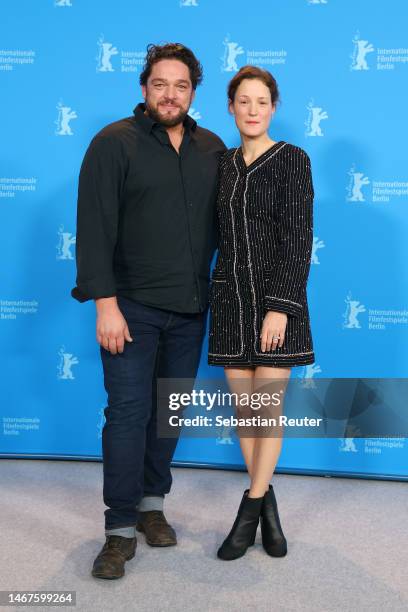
[71,134,127,303]
[264,146,314,318]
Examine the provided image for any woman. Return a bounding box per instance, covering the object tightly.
[208,66,315,560]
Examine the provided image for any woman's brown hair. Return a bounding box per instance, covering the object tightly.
[227,65,280,105]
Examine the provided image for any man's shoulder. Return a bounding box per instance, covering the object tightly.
[194,125,227,152]
[91,116,138,144]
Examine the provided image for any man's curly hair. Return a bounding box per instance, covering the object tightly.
[140,43,203,90]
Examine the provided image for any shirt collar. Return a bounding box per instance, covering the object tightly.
[133,102,197,133]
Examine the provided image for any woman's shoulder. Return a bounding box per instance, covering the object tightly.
[277,142,311,165]
[220,147,239,162]
[275,143,314,191]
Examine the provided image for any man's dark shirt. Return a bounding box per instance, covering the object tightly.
[71,102,226,313]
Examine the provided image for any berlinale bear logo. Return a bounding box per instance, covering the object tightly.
[96,35,119,72]
[55,101,77,136]
[221,36,244,72]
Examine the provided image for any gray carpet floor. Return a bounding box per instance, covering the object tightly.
[0,459,407,612]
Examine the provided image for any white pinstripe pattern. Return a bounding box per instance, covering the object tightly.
[208,142,315,367]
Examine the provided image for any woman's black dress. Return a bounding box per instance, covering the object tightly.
[208,141,315,368]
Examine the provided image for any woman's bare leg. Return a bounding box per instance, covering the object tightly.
[248,366,291,498]
[224,366,256,478]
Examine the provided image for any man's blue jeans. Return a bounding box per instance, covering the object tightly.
[100,295,207,530]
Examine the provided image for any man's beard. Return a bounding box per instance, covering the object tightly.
[145,99,189,127]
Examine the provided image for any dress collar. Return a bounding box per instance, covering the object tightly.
[235,141,286,172]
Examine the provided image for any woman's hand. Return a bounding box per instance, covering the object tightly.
[260,311,288,352]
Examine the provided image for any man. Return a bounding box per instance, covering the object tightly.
[71,43,226,579]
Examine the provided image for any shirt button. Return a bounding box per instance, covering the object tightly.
[193,295,198,302]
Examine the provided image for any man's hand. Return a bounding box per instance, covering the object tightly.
[260,311,288,352]
[95,297,133,355]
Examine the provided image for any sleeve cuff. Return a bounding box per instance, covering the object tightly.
[264,295,303,318]
[71,276,117,303]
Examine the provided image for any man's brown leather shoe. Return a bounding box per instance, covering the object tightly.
[136,511,177,547]
[91,535,137,580]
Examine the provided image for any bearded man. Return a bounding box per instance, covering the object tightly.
[71,43,226,579]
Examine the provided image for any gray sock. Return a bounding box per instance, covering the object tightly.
[137,495,164,513]
[105,496,164,536]
[105,526,136,538]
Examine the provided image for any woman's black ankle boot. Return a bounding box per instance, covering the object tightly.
[260,484,287,557]
[217,490,263,561]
